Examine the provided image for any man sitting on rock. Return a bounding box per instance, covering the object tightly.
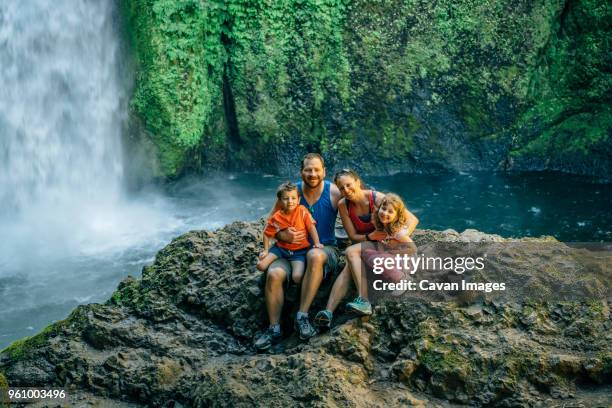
[255,153,342,350]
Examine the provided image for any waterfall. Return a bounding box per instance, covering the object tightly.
[0,0,126,212]
[0,1,132,259]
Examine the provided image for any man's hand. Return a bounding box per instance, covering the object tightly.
[277,227,306,244]
[258,250,269,259]
[313,243,324,249]
[368,230,388,241]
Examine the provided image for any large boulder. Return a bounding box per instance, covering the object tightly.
[0,221,610,407]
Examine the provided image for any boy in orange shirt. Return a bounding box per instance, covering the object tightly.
[257,182,323,284]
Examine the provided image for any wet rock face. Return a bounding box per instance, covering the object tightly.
[126,0,610,179]
[1,221,610,407]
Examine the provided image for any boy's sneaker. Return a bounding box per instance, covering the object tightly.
[294,315,317,340]
[346,297,372,316]
[313,309,333,330]
[254,327,282,351]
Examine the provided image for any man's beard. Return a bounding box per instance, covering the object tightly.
[303,177,322,188]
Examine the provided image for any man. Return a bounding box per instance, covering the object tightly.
[255,153,342,350]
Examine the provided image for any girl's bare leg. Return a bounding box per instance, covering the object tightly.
[346,243,368,299]
[325,264,353,312]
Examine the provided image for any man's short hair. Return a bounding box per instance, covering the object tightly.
[276,181,298,199]
[301,152,325,170]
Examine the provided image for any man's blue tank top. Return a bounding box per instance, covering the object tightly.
[297,180,337,246]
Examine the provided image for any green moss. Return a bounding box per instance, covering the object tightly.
[418,343,474,399]
[461,99,493,136]
[420,342,470,374]
[514,108,611,157]
[0,306,93,362]
[110,291,124,306]
[0,373,8,407]
[126,0,227,177]
[125,0,610,175]
[599,351,612,375]
[586,299,606,316]
[0,322,63,361]
[107,275,147,310]
[513,0,611,160]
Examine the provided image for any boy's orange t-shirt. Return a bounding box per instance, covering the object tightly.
[264,205,316,251]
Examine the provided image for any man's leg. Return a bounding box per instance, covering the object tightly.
[293,248,329,340]
[298,248,328,314]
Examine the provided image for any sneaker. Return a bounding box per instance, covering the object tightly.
[254,327,282,351]
[346,297,372,316]
[294,315,317,340]
[313,309,333,330]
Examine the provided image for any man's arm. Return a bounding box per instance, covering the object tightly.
[329,182,342,210]
[276,227,306,244]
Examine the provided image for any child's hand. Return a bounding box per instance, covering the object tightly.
[258,250,269,259]
[368,230,388,241]
[313,243,324,249]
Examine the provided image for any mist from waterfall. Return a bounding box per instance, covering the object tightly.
[0,1,277,348]
[0,0,194,346]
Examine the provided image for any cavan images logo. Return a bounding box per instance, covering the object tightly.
[370,252,507,293]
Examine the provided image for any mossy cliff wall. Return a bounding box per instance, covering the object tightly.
[124,0,610,178]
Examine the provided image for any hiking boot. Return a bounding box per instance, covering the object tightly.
[313,309,333,330]
[254,327,282,351]
[294,315,317,340]
[346,297,372,316]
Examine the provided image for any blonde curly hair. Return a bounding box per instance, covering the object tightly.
[374,193,408,235]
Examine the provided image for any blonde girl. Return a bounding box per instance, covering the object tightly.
[373,193,414,245]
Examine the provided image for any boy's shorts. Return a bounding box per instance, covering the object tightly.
[269,244,309,263]
[267,245,340,284]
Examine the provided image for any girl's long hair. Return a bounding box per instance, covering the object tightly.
[374,193,408,235]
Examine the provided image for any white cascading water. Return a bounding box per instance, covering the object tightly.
[0,0,272,348]
[0,0,188,347]
[0,1,176,263]
[0,1,124,214]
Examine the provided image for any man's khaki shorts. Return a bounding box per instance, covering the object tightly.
[267,245,340,284]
